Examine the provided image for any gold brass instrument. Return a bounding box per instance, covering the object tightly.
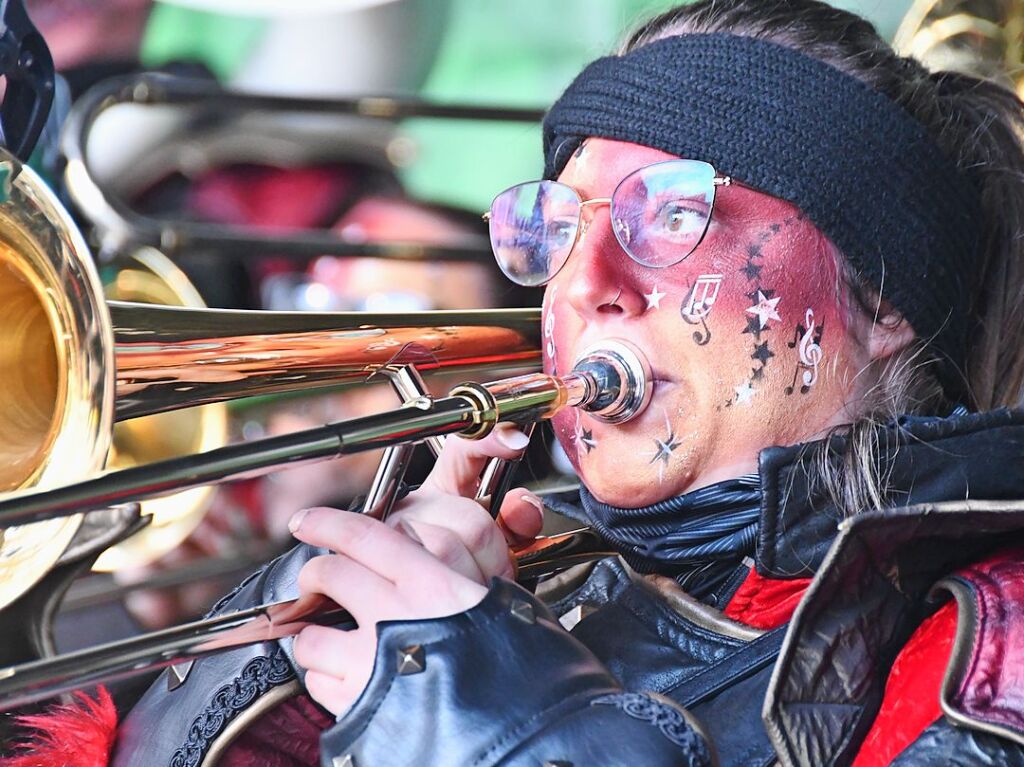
[0,148,114,612]
[0,339,652,709]
[94,249,228,572]
[0,140,541,609]
[894,0,1024,97]
[0,339,646,530]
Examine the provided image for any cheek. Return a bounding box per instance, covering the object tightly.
[664,220,850,408]
[541,284,582,377]
[541,290,579,458]
[739,229,849,400]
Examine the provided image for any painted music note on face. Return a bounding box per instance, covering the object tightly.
[544,285,558,363]
[680,274,723,346]
[785,308,824,395]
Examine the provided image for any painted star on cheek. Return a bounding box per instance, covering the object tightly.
[574,412,597,454]
[742,313,765,341]
[745,290,782,330]
[646,410,682,482]
[580,428,597,453]
[740,261,763,281]
[734,381,756,405]
[644,285,667,311]
[751,341,774,366]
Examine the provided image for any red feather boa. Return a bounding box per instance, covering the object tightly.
[3,687,118,767]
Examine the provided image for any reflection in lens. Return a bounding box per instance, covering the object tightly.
[488,181,580,286]
[612,160,716,267]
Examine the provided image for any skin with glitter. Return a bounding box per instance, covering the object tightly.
[543,139,876,507]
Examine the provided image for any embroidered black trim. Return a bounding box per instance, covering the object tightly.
[169,647,295,767]
[591,692,704,753]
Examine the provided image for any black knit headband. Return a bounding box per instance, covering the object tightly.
[543,33,982,399]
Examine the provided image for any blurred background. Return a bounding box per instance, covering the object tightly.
[30,0,917,212]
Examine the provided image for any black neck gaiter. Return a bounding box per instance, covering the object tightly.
[578,476,761,605]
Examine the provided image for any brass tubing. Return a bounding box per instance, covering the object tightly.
[0,343,649,530]
[111,302,541,420]
[62,73,544,264]
[0,528,615,712]
[0,397,480,529]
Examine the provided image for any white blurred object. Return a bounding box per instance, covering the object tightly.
[161,0,451,97]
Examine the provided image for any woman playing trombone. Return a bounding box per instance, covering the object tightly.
[97,0,1024,764]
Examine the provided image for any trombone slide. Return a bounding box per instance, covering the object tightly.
[0,341,651,530]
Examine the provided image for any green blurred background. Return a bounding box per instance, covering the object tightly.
[140,0,915,213]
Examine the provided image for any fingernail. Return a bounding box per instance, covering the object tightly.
[288,508,310,534]
[520,493,544,519]
[495,426,531,450]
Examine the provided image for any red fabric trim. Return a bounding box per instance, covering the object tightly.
[722,568,812,630]
[219,693,332,767]
[2,687,118,767]
[945,547,1024,733]
[850,600,957,767]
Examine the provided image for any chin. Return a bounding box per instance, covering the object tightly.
[582,477,680,508]
[576,452,692,508]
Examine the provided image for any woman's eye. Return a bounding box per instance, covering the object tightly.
[545,218,577,246]
[656,201,706,234]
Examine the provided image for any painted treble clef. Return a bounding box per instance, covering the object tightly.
[798,309,823,388]
[543,285,558,361]
[785,308,825,395]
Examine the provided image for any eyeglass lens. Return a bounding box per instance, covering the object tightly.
[487,159,717,286]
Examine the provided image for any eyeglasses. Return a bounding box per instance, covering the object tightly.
[483,159,732,287]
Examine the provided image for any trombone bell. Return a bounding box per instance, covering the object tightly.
[0,246,60,493]
[0,149,114,610]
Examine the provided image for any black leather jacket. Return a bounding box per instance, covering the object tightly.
[113,408,1024,766]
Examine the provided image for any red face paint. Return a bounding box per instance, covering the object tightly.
[544,139,867,507]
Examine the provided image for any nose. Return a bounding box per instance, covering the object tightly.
[562,205,646,318]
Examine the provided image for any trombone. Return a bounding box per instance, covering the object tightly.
[0,336,653,710]
[0,141,540,611]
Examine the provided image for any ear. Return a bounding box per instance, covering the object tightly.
[867,309,916,363]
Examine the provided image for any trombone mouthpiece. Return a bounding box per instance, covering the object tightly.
[571,340,653,424]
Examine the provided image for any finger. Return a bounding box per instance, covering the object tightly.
[422,424,531,497]
[297,553,394,620]
[395,503,514,581]
[397,518,488,584]
[290,507,444,582]
[304,669,360,717]
[497,489,545,544]
[293,624,359,679]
